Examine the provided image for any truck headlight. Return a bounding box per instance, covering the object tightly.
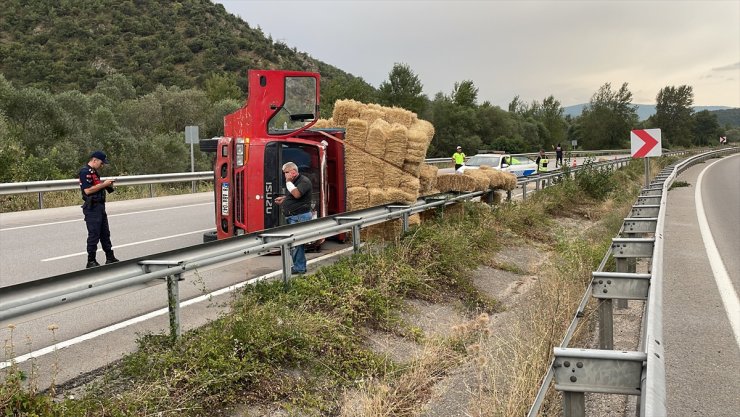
[236,138,245,167]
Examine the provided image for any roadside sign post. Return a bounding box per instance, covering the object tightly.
[185,126,200,193]
[630,129,662,188]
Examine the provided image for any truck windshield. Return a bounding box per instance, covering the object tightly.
[268,76,317,134]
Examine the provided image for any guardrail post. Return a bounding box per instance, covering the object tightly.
[38,192,44,209]
[139,260,185,340]
[149,183,155,198]
[167,273,182,340]
[388,205,411,233]
[336,216,363,254]
[563,392,585,417]
[522,182,528,200]
[507,189,512,201]
[259,233,294,288]
[599,299,614,349]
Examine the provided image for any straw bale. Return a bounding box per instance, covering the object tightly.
[489,170,517,191]
[413,119,435,144]
[404,139,427,164]
[408,213,421,227]
[347,187,369,211]
[402,161,421,177]
[436,173,479,192]
[365,158,384,188]
[368,187,388,206]
[463,170,492,191]
[312,118,332,129]
[362,221,402,243]
[385,187,416,205]
[384,123,408,167]
[360,108,385,125]
[398,175,420,197]
[383,106,417,128]
[419,164,438,193]
[345,118,368,150]
[366,119,390,159]
[381,160,403,188]
[332,99,364,127]
[345,144,366,188]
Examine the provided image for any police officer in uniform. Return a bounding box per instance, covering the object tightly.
[79,150,119,268]
[274,161,312,274]
[536,149,549,173]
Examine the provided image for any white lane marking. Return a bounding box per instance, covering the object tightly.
[0,203,212,232]
[0,247,355,369]
[41,229,215,261]
[696,160,740,348]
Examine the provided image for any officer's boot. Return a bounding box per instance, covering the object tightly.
[105,251,120,265]
[86,254,100,269]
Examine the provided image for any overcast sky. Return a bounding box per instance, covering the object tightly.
[214,0,740,108]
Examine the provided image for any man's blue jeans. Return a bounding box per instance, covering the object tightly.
[286,211,312,272]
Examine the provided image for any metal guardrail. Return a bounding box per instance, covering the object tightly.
[0,172,215,208]
[0,190,487,329]
[526,147,738,417]
[0,151,633,209]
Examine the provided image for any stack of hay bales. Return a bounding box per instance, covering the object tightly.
[436,165,517,193]
[319,99,437,240]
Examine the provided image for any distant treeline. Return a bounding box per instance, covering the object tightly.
[0,0,736,183]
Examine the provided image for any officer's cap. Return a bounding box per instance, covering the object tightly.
[91,150,109,164]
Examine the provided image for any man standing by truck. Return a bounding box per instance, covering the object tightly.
[79,150,119,268]
[275,162,313,274]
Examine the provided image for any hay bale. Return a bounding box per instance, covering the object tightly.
[419,164,438,194]
[347,187,369,211]
[408,213,421,226]
[384,123,408,167]
[360,107,384,125]
[332,99,364,127]
[398,175,420,197]
[366,118,390,159]
[463,170,492,191]
[413,119,435,145]
[312,118,334,129]
[385,187,416,205]
[345,118,368,150]
[365,158,384,188]
[368,187,388,206]
[402,161,421,177]
[383,106,416,128]
[436,174,479,192]
[345,145,365,188]
[488,170,517,191]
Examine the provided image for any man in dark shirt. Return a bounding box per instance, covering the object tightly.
[274,162,312,274]
[79,150,119,268]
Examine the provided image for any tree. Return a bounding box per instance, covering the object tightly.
[452,80,478,107]
[535,95,568,150]
[651,85,694,147]
[577,83,638,149]
[319,75,377,118]
[204,72,242,103]
[377,63,427,115]
[693,110,720,146]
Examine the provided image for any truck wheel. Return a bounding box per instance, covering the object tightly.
[203,230,218,243]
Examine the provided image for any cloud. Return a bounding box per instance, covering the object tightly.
[712,62,740,72]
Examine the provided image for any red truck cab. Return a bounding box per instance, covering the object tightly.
[202,70,346,240]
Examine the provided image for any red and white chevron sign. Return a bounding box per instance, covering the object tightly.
[630,128,662,158]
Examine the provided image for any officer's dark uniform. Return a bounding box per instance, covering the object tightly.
[79,155,117,268]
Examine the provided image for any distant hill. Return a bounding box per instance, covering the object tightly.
[0,0,364,94]
[563,104,736,121]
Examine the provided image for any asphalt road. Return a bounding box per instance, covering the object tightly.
[663,152,740,416]
[0,193,216,287]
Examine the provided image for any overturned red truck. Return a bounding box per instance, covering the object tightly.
[200,70,346,242]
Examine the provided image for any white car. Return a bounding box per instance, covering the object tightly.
[461,153,538,177]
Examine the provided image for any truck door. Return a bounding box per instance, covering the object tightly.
[263,141,326,229]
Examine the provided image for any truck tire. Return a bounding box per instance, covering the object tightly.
[203,230,218,243]
[200,138,219,153]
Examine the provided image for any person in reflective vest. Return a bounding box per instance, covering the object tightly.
[452,146,466,171]
[536,149,549,173]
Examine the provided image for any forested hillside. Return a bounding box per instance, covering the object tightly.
[0,0,355,94]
